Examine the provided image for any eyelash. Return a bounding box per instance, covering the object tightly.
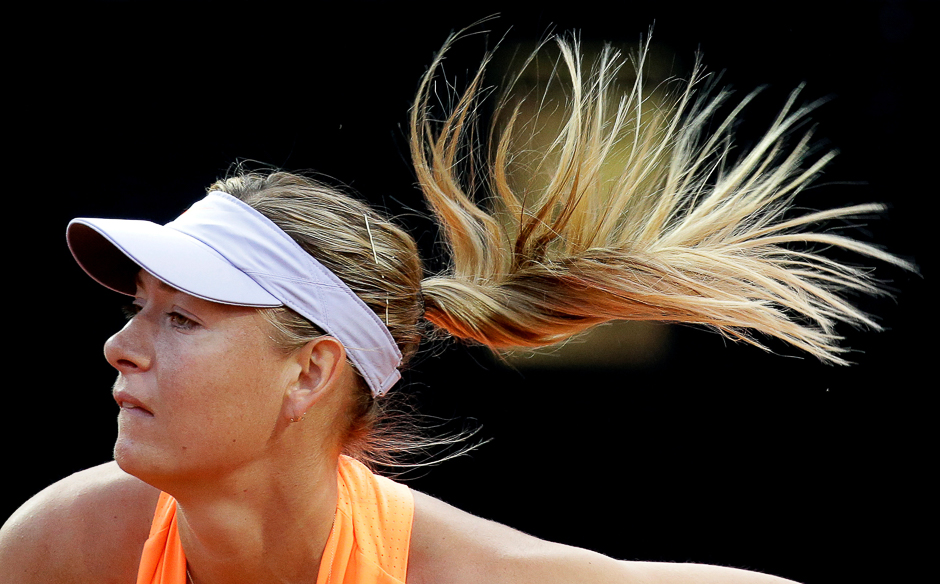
[122,303,142,321]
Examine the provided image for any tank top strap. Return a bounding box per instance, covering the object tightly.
[315,456,415,584]
[136,491,187,584]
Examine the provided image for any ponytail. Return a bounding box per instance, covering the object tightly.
[412,34,915,365]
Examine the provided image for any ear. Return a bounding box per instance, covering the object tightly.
[283,336,348,422]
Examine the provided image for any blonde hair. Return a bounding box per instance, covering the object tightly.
[210,33,913,465]
[413,34,915,365]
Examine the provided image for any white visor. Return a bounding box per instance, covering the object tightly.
[67,191,403,396]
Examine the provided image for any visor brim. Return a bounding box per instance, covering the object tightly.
[67,218,281,307]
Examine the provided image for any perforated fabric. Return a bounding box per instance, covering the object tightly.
[316,456,414,583]
[135,456,414,584]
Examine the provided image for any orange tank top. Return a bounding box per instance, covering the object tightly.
[135,456,414,584]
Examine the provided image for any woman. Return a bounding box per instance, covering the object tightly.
[0,29,914,584]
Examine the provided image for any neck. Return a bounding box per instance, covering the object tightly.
[173,451,340,584]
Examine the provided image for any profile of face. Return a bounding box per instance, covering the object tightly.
[104,270,303,487]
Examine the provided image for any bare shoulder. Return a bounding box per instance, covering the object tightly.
[0,461,159,584]
[408,490,798,584]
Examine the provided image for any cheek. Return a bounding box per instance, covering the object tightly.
[115,319,293,482]
[163,343,290,448]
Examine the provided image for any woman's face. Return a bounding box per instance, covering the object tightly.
[105,270,299,485]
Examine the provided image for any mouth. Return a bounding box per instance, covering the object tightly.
[114,390,154,416]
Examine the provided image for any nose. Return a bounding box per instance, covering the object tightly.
[104,319,152,373]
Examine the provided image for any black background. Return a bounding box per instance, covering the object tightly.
[3,2,930,583]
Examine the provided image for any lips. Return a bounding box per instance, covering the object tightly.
[114,389,154,416]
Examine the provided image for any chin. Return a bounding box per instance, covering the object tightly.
[114,438,153,482]
[113,435,179,491]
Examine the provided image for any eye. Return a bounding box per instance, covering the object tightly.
[168,312,198,330]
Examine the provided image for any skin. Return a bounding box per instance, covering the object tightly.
[0,272,798,584]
